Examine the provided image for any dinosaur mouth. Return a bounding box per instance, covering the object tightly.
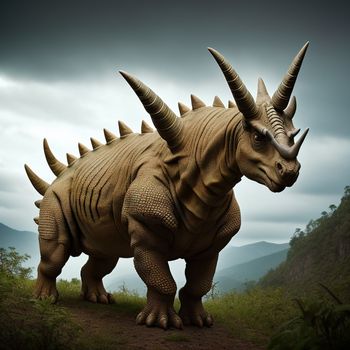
[258,167,285,193]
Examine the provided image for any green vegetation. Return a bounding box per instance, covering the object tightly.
[205,286,297,343]
[0,248,81,350]
[261,186,350,301]
[268,285,350,350]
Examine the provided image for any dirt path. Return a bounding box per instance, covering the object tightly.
[61,298,264,350]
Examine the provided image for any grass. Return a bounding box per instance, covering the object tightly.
[205,287,298,344]
[3,247,349,349]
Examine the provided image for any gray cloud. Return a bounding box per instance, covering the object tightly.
[0,0,349,248]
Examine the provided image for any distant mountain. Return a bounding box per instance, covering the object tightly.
[107,242,290,295]
[0,221,290,296]
[216,241,289,270]
[260,186,350,300]
[0,222,39,271]
[0,222,89,280]
[107,273,147,295]
[215,249,289,293]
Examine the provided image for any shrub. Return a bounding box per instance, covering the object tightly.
[268,285,350,350]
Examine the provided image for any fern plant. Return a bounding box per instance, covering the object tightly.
[268,284,350,350]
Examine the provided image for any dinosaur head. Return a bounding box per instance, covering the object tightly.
[209,43,309,193]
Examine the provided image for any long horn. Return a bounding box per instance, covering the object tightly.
[120,71,183,151]
[43,139,66,176]
[272,42,309,111]
[208,47,259,120]
[263,128,309,159]
[24,164,49,195]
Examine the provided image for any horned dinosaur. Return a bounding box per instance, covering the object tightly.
[25,43,309,329]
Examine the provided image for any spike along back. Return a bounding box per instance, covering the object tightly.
[25,43,309,329]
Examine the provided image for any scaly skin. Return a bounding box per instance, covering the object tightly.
[26,44,309,329]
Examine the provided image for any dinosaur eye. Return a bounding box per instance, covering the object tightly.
[253,132,266,143]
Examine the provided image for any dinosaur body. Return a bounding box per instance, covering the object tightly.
[25,44,309,329]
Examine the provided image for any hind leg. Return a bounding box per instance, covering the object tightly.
[35,242,69,302]
[35,193,70,302]
[81,256,118,304]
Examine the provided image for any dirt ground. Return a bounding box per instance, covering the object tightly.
[62,298,265,350]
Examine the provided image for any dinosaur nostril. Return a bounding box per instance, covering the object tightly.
[276,162,283,175]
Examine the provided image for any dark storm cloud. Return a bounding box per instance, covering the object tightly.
[1,0,349,138]
[0,0,348,79]
[0,0,349,240]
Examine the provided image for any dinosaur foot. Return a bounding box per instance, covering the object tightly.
[81,279,115,304]
[136,290,183,329]
[34,275,58,303]
[179,288,213,327]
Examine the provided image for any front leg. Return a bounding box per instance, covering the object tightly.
[122,174,181,329]
[179,254,218,327]
[133,246,182,329]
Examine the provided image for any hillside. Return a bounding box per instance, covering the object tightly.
[215,249,288,293]
[260,186,350,300]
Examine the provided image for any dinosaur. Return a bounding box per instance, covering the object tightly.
[25,43,309,329]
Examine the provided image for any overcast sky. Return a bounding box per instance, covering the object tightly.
[1,0,349,252]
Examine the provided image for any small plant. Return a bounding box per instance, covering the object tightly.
[0,248,81,350]
[164,333,190,342]
[205,281,220,300]
[268,284,350,350]
[0,246,32,279]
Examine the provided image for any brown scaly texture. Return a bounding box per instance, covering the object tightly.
[25,43,310,329]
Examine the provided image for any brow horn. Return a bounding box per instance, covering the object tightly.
[272,42,309,111]
[208,47,259,120]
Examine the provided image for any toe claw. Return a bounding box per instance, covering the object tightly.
[107,293,115,304]
[172,316,183,329]
[146,313,157,327]
[205,314,213,327]
[194,316,203,328]
[98,294,109,304]
[87,294,98,303]
[136,312,146,325]
[159,316,168,329]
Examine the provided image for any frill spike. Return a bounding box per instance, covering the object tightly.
[118,121,133,136]
[119,70,183,151]
[191,95,206,109]
[43,139,66,176]
[228,100,236,108]
[34,200,41,208]
[212,96,225,107]
[24,164,49,196]
[284,96,297,119]
[90,137,103,149]
[256,78,271,105]
[78,143,90,156]
[103,128,117,144]
[66,153,77,165]
[178,102,190,116]
[141,120,153,133]
[34,217,39,225]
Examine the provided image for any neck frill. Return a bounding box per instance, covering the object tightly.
[162,106,243,229]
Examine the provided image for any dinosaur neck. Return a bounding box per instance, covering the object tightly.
[163,108,243,227]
